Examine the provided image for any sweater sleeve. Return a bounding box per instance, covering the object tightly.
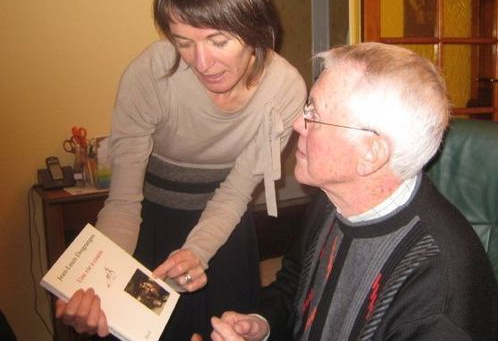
[95,44,168,254]
[182,70,307,269]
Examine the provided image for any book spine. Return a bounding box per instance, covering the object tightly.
[109,324,136,341]
[40,280,70,301]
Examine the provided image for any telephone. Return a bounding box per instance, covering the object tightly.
[38,156,75,189]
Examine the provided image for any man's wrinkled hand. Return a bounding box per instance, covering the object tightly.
[210,312,269,341]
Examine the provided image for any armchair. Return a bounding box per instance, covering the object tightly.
[427,119,498,282]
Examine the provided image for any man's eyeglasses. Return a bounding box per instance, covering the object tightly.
[303,101,379,135]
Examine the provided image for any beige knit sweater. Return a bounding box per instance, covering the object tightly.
[96,40,307,268]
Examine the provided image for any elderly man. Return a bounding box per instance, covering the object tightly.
[206,43,498,341]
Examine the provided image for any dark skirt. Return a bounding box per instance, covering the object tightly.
[136,199,261,341]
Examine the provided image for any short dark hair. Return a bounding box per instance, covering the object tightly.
[154,0,281,86]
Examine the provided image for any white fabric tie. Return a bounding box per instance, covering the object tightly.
[260,106,284,217]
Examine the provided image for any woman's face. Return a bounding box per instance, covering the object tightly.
[169,19,255,95]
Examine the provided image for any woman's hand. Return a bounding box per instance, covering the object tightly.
[153,249,207,292]
[55,288,109,337]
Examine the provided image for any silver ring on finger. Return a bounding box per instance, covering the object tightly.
[184,272,193,285]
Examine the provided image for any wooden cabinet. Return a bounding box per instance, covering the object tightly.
[34,186,108,341]
[362,0,498,121]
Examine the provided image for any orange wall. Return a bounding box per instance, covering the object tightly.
[0,1,158,340]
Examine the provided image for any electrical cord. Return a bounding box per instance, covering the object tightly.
[27,186,54,338]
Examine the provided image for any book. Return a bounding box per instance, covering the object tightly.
[41,223,180,341]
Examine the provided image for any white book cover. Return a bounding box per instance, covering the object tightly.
[41,223,180,341]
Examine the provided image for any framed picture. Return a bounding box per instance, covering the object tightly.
[404,0,436,37]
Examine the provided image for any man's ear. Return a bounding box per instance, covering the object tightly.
[356,137,390,176]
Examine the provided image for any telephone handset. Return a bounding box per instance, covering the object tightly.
[38,156,75,189]
[46,156,64,180]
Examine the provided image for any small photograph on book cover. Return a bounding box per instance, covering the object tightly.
[124,269,171,315]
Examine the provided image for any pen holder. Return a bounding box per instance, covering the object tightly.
[94,137,111,189]
[72,145,93,187]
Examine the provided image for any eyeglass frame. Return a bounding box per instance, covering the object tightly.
[303,101,379,136]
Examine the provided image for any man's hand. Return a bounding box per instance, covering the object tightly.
[55,288,109,337]
[152,249,207,292]
[210,312,269,341]
[191,333,203,341]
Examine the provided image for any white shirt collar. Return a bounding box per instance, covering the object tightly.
[347,175,418,223]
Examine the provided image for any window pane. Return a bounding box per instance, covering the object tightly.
[403,0,436,37]
[381,0,404,37]
[477,0,496,38]
[472,44,494,107]
[442,0,472,38]
[381,0,436,38]
[442,45,471,108]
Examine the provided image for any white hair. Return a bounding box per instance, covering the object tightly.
[316,43,451,179]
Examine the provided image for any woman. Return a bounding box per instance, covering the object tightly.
[56,0,307,340]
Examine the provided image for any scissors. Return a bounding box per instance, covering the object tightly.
[71,126,88,149]
[63,138,78,154]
